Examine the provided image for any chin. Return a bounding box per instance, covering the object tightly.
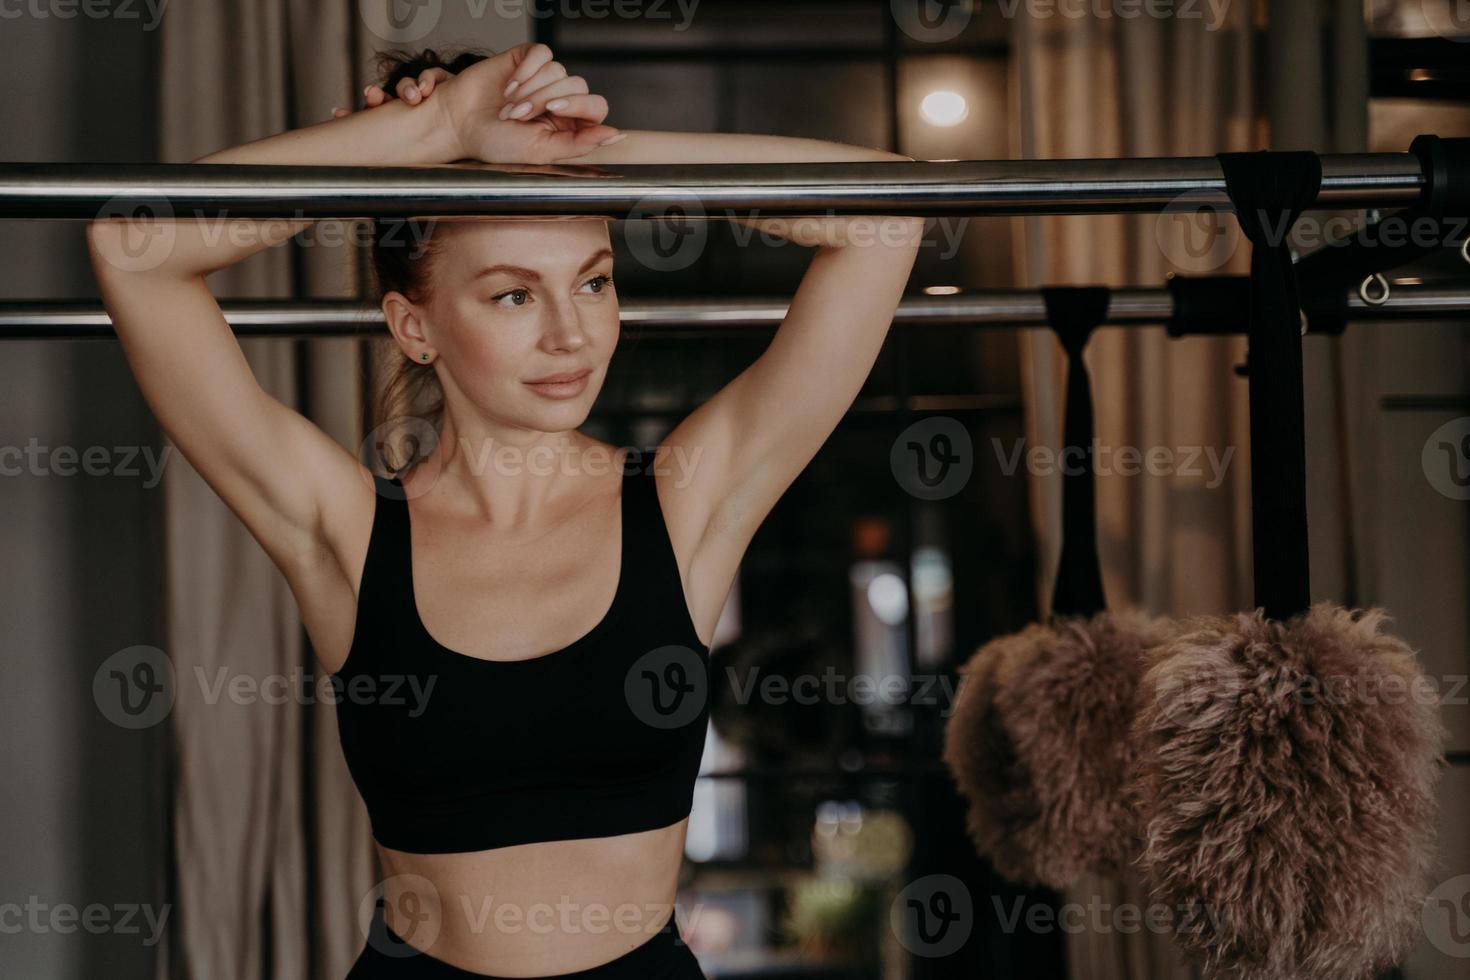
[520,398,594,432]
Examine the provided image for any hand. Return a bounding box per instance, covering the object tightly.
[330,44,623,165]
[331,67,450,118]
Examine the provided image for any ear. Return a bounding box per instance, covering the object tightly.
[382,290,431,356]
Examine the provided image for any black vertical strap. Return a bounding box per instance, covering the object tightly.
[1216,151,1323,622]
[1041,287,1112,620]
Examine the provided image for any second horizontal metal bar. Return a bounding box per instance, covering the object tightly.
[1,285,1463,340]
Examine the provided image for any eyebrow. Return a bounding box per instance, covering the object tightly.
[469,247,614,284]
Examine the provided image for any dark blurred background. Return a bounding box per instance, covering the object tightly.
[1,2,1467,978]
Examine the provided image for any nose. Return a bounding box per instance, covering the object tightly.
[540,298,590,353]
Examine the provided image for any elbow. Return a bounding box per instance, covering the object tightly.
[86,217,180,279]
[85,220,130,277]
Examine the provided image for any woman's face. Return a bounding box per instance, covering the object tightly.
[406,218,619,438]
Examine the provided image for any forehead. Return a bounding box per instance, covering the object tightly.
[433,219,613,277]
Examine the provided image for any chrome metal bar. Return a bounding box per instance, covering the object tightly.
[1,284,1464,340]
[0,154,1425,219]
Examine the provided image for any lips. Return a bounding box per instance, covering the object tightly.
[525,368,592,385]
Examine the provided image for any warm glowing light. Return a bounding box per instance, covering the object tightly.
[924,285,962,295]
[919,90,969,127]
[867,573,910,626]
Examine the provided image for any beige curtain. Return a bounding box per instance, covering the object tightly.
[157,4,374,978]
[1011,1,1367,978]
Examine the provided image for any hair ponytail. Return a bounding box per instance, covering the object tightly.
[366,46,491,475]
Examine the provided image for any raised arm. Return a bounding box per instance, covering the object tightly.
[615,135,923,642]
[339,76,923,644]
[84,43,619,581]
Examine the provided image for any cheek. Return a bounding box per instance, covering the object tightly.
[444,307,531,376]
[591,309,623,356]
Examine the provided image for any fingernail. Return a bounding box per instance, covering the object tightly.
[510,101,532,118]
[546,99,568,111]
[504,79,519,97]
[599,132,627,146]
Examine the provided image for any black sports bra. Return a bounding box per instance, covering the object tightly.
[332,458,712,855]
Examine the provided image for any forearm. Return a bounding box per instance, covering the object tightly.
[570,129,905,166]
[194,95,461,167]
[571,129,919,247]
[90,98,464,282]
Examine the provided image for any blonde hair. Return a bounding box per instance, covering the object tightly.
[367,46,491,476]
[368,213,449,475]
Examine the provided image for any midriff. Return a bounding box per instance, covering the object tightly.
[372,817,690,977]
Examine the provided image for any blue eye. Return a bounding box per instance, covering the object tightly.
[490,276,612,307]
[492,288,530,307]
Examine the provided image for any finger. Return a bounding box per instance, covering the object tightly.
[331,107,352,119]
[397,76,426,104]
[364,85,388,108]
[541,92,609,126]
[543,123,623,160]
[502,71,588,120]
[416,67,450,97]
[503,42,555,99]
[499,62,571,118]
[503,80,593,123]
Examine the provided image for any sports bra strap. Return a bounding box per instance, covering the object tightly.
[355,473,413,625]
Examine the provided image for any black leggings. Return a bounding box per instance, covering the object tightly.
[345,907,706,980]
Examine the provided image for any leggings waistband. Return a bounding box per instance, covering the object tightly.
[350,904,695,980]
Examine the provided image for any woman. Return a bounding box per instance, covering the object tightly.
[87,42,923,980]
